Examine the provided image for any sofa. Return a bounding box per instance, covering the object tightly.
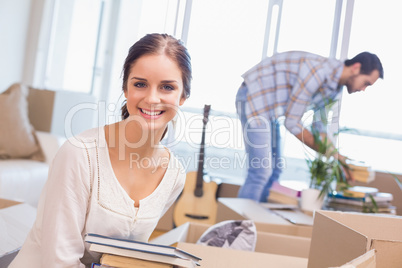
[0,131,64,207]
[0,84,67,207]
[0,83,96,207]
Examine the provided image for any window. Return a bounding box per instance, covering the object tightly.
[277,0,336,56]
[338,0,402,173]
[270,0,338,161]
[184,0,269,113]
[45,0,103,93]
[136,0,183,37]
[31,0,402,177]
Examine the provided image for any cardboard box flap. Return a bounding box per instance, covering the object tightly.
[151,222,212,246]
[332,249,376,268]
[217,198,313,238]
[150,222,191,246]
[255,231,310,258]
[308,211,368,268]
[319,210,402,241]
[0,198,22,209]
[254,222,312,238]
[309,210,402,268]
[371,240,402,267]
[177,242,308,268]
[186,223,211,243]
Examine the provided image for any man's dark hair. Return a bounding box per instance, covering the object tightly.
[344,52,384,79]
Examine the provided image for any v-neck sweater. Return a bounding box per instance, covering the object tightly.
[10,127,186,267]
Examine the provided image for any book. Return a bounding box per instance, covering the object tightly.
[85,233,201,268]
[347,160,375,183]
[325,201,396,214]
[346,160,371,171]
[326,191,395,214]
[343,186,379,198]
[91,263,112,268]
[350,169,375,183]
[328,192,393,206]
[101,253,173,268]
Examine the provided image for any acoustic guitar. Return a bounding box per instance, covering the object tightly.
[173,104,219,227]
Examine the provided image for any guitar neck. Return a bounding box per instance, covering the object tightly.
[194,105,210,197]
[195,126,206,185]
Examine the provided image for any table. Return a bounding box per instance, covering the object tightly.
[217,197,314,226]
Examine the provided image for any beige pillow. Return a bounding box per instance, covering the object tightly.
[0,83,45,161]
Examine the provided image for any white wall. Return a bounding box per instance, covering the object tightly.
[0,0,32,92]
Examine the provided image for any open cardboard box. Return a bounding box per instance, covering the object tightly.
[217,198,313,238]
[151,221,310,267]
[179,243,374,268]
[0,198,36,267]
[308,210,402,268]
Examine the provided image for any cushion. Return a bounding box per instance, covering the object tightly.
[0,83,44,161]
[196,220,257,251]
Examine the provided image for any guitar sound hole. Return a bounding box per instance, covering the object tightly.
[184,214,210,220]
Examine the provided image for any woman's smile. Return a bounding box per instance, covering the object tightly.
[139,108,165,119]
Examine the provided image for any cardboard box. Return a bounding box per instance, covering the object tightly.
[156,203,175,231]
[151,221,311,259]
[177,242,308,268]
[308,210,402,268]
[0,198,21,209]
[332,249,376,268]
[217,197,313,238]
[0,198,36,267]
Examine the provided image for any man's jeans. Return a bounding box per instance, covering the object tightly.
[236,83,282,202]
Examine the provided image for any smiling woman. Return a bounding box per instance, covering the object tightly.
[9,33,193,267]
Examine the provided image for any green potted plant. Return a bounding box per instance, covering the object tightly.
[300,97,350,212]
[301,127,349,212]
[309,129,348,189]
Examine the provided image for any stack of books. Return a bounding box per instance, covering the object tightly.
[85,233,201,268]
[325,186,395,214]
[91,254,175,267]
[346,160,375,183]
[268,180,308,205]
[342,186,379,198]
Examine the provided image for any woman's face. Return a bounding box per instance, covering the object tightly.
[124,54,186,133]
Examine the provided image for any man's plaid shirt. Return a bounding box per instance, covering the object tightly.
[242,51,344,135]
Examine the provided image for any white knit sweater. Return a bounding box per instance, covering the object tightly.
[10,127,185,267]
